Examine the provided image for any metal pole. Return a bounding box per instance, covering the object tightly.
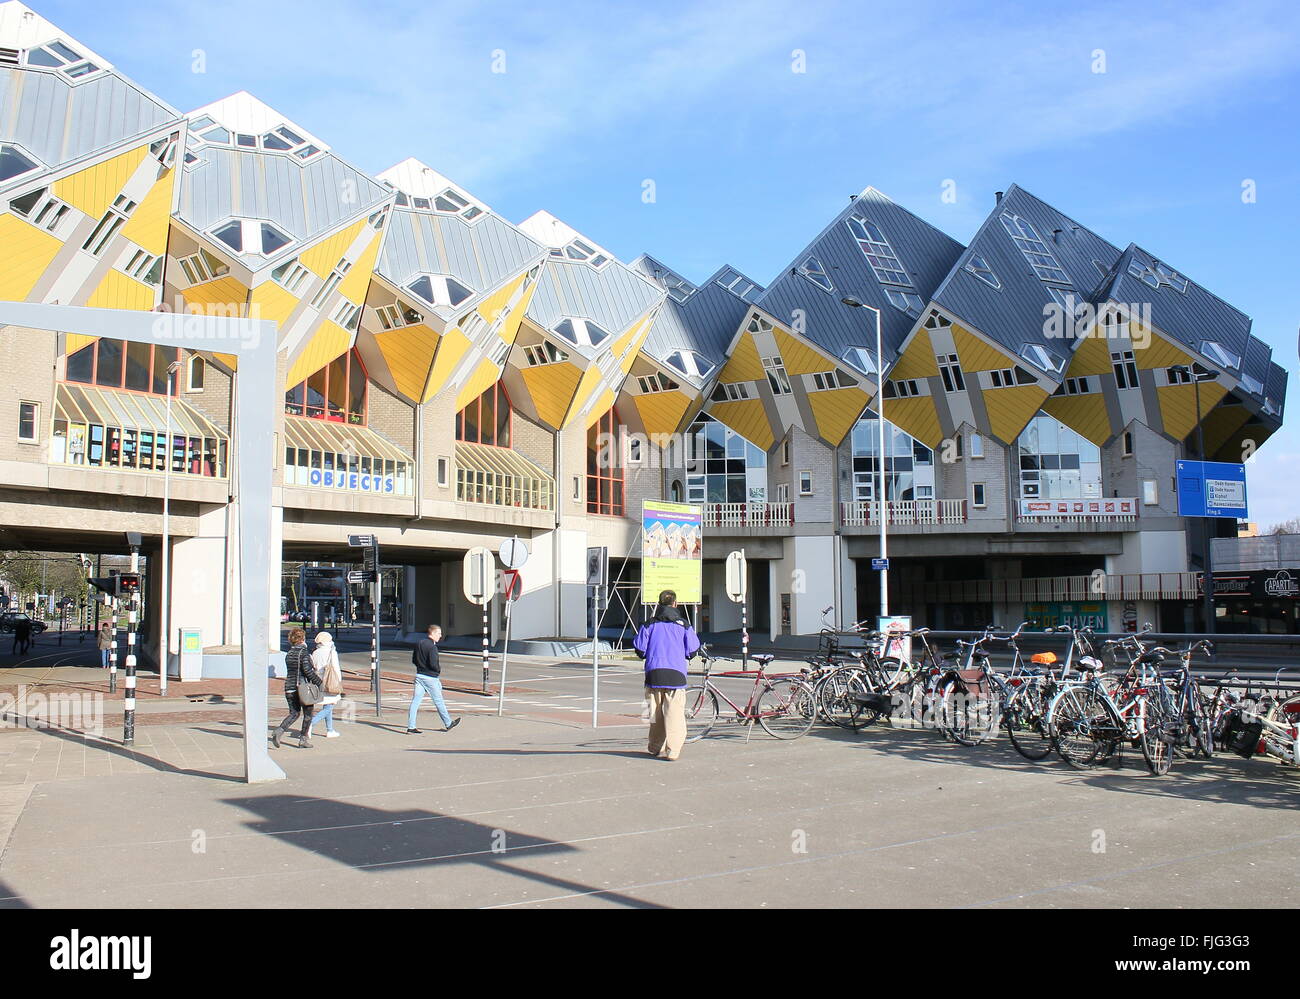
[108,595,118,693]
[1195,376,1215,635]
[372,566,381,717]
[497,587,513,717]
[124,547,139,746]
[481,598,490,695]
[94,554,101,633]
[161,365,177,695]
[591,586,600,728]
[876,306,889,619]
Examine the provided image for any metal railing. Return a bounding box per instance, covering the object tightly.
[899,571,1202,605]
[702,502,795,528]
[840,498,967,526]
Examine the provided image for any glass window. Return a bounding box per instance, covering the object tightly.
[1016,413,1101,500]
[212,220,243,252]
[0,144,39,183]
[851,411,934,502]
[456,381,512,448]
[95,339,123,387]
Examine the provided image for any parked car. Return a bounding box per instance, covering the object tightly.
[0,612,48,635]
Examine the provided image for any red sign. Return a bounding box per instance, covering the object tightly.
[1019,498,1135,518]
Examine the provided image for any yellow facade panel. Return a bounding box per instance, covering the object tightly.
[584,388,616,428]
[633,389,694,438]
[952,324,1015,372]
[286,321,351,389]
[882,396,942,448]
[1042,393,1111,446]
[773,326,833,376]
[562,365,606,427]
[984,385,1049,444]
[375,324,440,401]
[336,231,382,304]
[84,269,155,312]
[718,331,763,384]
[1156,382,1228,442]
[1066,330,1113,377]
[455,357,504,409]
[299,219,368,279]
[1201,404,1253,459]
[0,215,64,300]
[249,279,301,329]
[119,168,175,256]
[1134,327,1192,370]
[475,272,528,327]
[424,327,471,401]
[180,276,248,311]
[521,361,584,429]
[708,398,774,451]
[890,330,939,380]
[53,144,150,219]
[808,387,869,447]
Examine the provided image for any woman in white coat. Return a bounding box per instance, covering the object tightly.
[308,631,343,738]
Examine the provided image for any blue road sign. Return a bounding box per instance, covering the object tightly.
[1176,460,1248,518]
[871,558,890,571]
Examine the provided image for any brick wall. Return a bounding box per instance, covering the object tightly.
[0,326,57,467]
[367,380,415,454]
[179,353,232,433]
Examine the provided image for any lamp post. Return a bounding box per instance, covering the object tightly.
[161,359,181,693]
[841,297,889,618]
[1171,364,1218,634]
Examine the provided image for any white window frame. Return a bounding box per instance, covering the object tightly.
[972,482,987,508]
[781,439,790,466]
[776,482,790,503]
[969,433,984,458]
[937,354,965,393]
[17,401,38,443]
[186,355,205,393]
[82,194,136,257]
[437,456,450,488]
[1142,480,1159,505]
[762,357,792,395]
[798,470,813,496]
[272,259,313,296]
[1122,431,1134,457]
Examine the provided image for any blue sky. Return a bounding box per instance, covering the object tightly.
[41,0,1300,526]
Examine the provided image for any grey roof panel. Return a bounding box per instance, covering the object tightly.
[639,279,753,385]
[524,255,663,358]
[932,184,1124,368]
[756,187,965,365]
[0,66,179,185]
[377,207,543,300]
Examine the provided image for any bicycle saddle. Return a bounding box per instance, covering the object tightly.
[751,653,776,666]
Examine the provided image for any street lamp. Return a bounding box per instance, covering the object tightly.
[841,297,889,618]
[1170,363,1218,634]
[160,359,182,693]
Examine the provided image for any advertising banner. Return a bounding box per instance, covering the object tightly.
[642,500,703,604]
[1025,600,1109,631]
[1018,498,1136,518]
[300,566,348,602]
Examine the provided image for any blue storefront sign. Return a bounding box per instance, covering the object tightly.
[308,468,396,493]
[1175,460,1248,519]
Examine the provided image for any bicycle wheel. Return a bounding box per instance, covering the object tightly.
[1050,685,1116,769]
[1005,682,1054,761]
[757,679,818,740]
[819,666,879,731]
[1189,691,1214,759]
[940,676,1002,746]
[683,685,718,742]
[1140,690,1174,776]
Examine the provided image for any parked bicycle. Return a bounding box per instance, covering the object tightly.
[684,645,818,742]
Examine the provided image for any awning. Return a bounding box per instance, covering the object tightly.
[454,440,548,479]
[284,415,412,463]
[56,383,227,440]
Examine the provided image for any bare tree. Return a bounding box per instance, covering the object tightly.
[1267,518,1300,536]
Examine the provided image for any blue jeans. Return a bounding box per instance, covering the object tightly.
[309,702,336,733]
[408,674,452,729]
[101,650,110,668]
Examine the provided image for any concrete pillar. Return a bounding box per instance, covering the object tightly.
[404,564,440,633]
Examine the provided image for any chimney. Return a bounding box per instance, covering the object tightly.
[1052,228,1063,243]
[995,191,1004,204]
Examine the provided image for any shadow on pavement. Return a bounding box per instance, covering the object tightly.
[224,794,664,908]
[0,879,30,908]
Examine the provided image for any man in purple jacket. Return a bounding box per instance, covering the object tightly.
[633,590,701,761]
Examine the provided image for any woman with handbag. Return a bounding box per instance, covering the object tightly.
[308,631,344,739]
[272,628,323,749]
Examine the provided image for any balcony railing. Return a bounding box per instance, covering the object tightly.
[840,499,967,527]
[1016,498,1137,524]
[702,502,794,529]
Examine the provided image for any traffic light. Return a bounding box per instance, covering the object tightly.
[117,573,141,596]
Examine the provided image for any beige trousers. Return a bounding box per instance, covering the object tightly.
[646,688,686,759]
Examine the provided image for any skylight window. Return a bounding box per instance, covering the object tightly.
[209,219,294,257]
[24,41,100,79]
[716,267,760,301]
[0,144,40,184]
[845,216,910,286]
[552,318,612,349]
[1000,213,1071,284]
[407,274,475,309]
[664,349,716,380]
[797,256,834,293]
[885,288,924,317]
[841,346,878,375]
[1020,343,1064,374]
[553,238,609,268]
[419,188,484,221]
[1127,258,1188,293]
[964,254,1001,289]
[1239,372,1264,396]
[1200,340,1241,371]
[658,273,695,303]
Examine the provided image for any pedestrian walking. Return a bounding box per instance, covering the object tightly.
[308,630,343,739]
[11,617,31,656]
[97,622,112,668]
[272,628,323,749]
[633,590,700,762]
[406,624,460,734]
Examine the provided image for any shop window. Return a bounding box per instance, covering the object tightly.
[65,338,179,396]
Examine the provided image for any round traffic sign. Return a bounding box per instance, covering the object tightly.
[499,537,529,570]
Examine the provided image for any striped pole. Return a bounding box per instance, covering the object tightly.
[108,597,118,694]
[481,601,490,694]
[123,550,138,746]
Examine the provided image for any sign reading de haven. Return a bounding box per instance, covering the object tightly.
[642,500,703,604]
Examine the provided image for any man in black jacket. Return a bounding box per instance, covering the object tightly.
[407,624,461,734]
